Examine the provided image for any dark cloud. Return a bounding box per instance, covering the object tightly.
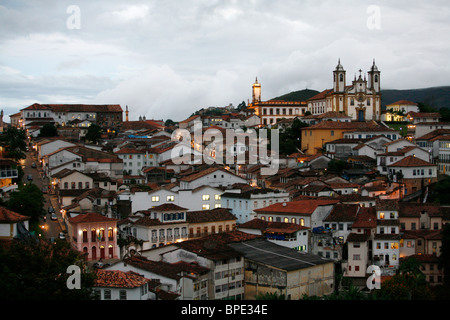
[1,0,449,121]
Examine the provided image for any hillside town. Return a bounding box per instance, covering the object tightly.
[1,60,450,301]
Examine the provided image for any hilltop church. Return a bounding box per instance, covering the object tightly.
[248,59,382,125]
[307,59,382,121]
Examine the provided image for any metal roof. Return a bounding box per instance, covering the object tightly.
[228,238,333,271]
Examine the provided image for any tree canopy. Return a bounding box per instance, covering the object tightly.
[0,127,27,160]
[0,238,96,300]
[85,124,103,143]
[7,183,45,224]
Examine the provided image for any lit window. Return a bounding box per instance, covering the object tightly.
[151,196,160,202]
[202,204,210,210]
[202,194,210,201]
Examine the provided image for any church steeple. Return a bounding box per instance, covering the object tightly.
[252,77,261,104]
[333,59,346,93]
[368,59,380,92]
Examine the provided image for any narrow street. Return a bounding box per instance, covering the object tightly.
[22,150,66,241]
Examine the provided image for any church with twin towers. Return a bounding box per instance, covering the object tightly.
[248,59,382,124]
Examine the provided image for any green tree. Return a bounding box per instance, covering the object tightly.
[0,238,96,300]
[7,183,45,225]
[328,159,350,173]
[373,257,432,300]
[278,118,309,155]
[255,291,286,300]
[0,127,27,160]
[85,124,103,143]
[38,123,58,137]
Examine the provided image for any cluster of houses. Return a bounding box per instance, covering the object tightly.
[0,75,450,301]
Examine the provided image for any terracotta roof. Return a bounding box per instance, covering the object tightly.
[22,103,122,113]
[399,203,442,217]
[239,219,309,233]
[0,206,30,223]
[304,121,387,131]
[324,204,360,222]
[375,199,399,211]
[346,232,370,242]
[307,89,334,101]
[186,208,236,223]
[93,270,150,289]
[389,155,435,167]
[123,256,209,281]
[174,231,261,261]
[151,203,188,212]
[254,199,339,215]
[386,100,418,106]
[351,206,377,228]
[68,212,118,224]
[407,111,441,118]
[315,111,352,119]
[180,167,241,182]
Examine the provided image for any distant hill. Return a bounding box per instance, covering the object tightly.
[270,87,450,110]
[270,89,320,102]
[381,86,450,110]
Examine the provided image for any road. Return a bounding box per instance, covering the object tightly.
[22,150,66,241]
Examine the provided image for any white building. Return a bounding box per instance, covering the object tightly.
[307,60,382,121]
[120,184,225,213]
[372,200,401,272]
[116,147,158,175]
[220,188,290,224]
[92,269,155,300]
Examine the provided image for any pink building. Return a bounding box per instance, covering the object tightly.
[68,212,119,261]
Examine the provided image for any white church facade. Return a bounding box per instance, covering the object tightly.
[307,60,382,121]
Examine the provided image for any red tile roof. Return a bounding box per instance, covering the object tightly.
[68,212,118,224]
[93,269,150,288]
[254,199,339,215]
[386,100,418,106]
[239,218,309,233]
[0,206,30,223]
[389,155,435,167]
[186,208,236,223]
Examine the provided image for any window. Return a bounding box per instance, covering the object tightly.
[119,290,127,300]
[202,204,210,210]
[167,195,175,202]
[202,194,210,201]
[215,194,221,200]
[152,196,160,202]
[104,289,111,300]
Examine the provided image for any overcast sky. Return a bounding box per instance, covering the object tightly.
[1,0,449,121]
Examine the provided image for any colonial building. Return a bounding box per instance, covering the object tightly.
[68,212,119,261]
[307,60,382,121]
[247,78,308,126]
